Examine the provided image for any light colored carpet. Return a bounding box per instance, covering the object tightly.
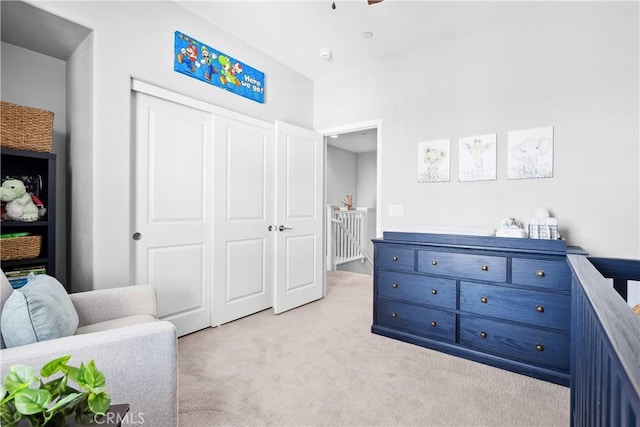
[178,271,569,426]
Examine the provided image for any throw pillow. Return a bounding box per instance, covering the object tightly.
[1,274,78,348]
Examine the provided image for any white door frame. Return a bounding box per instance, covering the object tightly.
[318,119,383,239]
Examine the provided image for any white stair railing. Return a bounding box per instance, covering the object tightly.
[330,209,372,267]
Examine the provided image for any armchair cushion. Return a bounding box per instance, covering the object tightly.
[76,314,156,335]
[1,274,79,348]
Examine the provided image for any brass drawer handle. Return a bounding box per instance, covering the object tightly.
[431,321,437,327]
[536,270,545,278]
[392,256,398,261]
[431,260,438,266]
[480,331,487,339]
[536,305,544,313]
[391,312,398,318]
[535,344,544,352]
[480,296,488,304]
[392,283,398,288]
[481,265,489,271]
[431,289,438,295]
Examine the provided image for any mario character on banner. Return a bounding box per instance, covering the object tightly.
[174,31,266,104]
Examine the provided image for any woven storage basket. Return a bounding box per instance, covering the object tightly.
[1,101,53,152]
[1,235,42,261]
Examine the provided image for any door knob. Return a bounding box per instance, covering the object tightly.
[278,225,293,232]
[268,225,275,231]
[132,232,142,241]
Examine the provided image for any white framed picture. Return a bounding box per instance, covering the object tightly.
[458,133,497,182]
[508,126,554,179]
[417,139,450,183]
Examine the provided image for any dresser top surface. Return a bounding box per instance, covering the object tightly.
[376,230,585,255]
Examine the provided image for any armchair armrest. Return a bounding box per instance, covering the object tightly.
[69,285,157,326]
[0,321,177,427]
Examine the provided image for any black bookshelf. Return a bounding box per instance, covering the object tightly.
[1,147,57,278]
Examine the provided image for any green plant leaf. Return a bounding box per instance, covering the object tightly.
[39,355,72,378]
[65,366,80,384]
[4,365,38,393]
[14,389,51,415]
[88,391,110,415]
[0,399,21,427]
[83,361,106,390]
[46,392,83,413]
[75,363,86,389]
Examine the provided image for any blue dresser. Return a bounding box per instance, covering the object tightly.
[372,231,585,386]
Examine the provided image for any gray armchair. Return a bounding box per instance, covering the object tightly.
[0,270,178,426]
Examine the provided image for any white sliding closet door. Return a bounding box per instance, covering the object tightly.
[133,92,212,336]
[212,115,275,326]
[132,82,325,335]
[274,121,325,314]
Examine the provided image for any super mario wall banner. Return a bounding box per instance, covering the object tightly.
[174,31,265,104]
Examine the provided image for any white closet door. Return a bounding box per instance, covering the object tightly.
[212,115,275,326]
[133,92,212,336]
[274,121,325,314]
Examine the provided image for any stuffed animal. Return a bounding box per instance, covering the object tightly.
[0,179,41,222]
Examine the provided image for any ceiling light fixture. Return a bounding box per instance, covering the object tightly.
[329,135,339,139]
[363,31,374,39]
[319,48,333,60]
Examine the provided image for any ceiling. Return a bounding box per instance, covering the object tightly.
[176,0,530,82]
[1,1,91,61]
[327,128,377,153]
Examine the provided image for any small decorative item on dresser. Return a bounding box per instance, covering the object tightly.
[633,303,640,317]
[528,207,560,240]
[496,217,527,238]
[0,101,54,152]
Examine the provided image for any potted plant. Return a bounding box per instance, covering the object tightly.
[0,355,111,426]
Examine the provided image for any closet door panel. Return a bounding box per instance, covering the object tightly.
[213,115,275,326]
[133,92,212,337]
[274,121,324,314]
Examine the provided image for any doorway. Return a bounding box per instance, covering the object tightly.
[321,120,381,275]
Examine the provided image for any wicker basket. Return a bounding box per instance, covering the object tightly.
[1,101,53,152]
[1,235,42,261]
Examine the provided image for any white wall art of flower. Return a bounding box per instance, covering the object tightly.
[417,139,450,183]
[458,133,497,182]
[507,126,554,179]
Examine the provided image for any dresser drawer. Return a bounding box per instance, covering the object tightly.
[417,250,506,282]
[378,246,415,272]
[459,281,569,331]
[378,270,456,309]
[376,299,455,342]
[460,315,569,371]
[512,258,571,291]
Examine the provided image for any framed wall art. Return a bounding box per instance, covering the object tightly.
[507,126,554,179]
[417,139,450,183]
[174,31,266,103]
[458,133,497,182]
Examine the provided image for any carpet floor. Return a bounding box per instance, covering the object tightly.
[177,270,569,426]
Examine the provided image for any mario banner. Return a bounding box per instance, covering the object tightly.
[174,31,265,104]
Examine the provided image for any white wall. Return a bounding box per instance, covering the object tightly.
[327,145,357,207]
[357,151,376,208]
[1,42,68,284]
[314,2,639,258]
[66,33,93,292]
[32,1,314,289]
